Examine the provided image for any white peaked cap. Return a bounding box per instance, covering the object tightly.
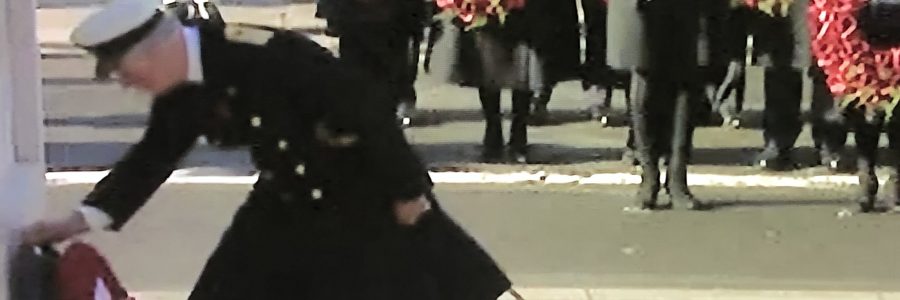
[70,0,163,48]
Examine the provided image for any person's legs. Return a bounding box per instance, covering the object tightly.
[479,87,504,161]
[510,89,534,162]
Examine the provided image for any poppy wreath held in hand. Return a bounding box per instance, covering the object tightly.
[807,0,900,115]
[435,0,525,30]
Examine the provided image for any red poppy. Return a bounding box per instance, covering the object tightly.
[436,0,526,29]
[808,0,900,107]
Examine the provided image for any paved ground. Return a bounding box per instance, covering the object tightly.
[44,183,900,297]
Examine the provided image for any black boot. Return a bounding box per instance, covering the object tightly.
[629,72,661,209]
[668,91,710,210]
[758,68,802,171]
[529,87,552,126]
[754,144,794,171]
[479,88,504,162]
[886,116,900,209]
[854,117,881,212]
[510,90,533,163]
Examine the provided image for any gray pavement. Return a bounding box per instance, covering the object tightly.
[45,184,900,294]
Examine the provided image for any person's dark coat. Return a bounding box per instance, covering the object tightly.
[430,0,581,90]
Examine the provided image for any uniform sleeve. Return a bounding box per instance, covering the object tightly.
[77,206,113,231]
[81,86,203,231]
[359,107,431,202]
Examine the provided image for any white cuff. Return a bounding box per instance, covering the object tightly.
[78,206,113,231]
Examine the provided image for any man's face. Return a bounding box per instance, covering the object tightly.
[111,29,186,96]
[115,48,174,95]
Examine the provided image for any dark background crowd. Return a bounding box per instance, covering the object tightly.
[311,0,841,168]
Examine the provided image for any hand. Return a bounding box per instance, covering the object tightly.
[20,212,90,246]
[394,194,432,226]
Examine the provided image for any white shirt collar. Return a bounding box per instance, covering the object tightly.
[183,26,204,83]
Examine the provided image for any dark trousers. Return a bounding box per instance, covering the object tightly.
[581,0,608,89]
[751,10,805,155]
[630,0,703,205]
[761,67,803,153]
[479,88,532,152]
[339,23,421,106]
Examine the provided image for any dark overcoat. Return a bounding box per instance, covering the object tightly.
[606,0,744,72]
[79,23,511,300]
[429,0,581,90]
[745,0,811,69]
[322,0,430,104]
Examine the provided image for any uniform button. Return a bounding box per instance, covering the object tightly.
[260,171,274,181]
[250,115,262,127]
[226,86,238,97]
[197,135,208,145]
[278,140,289,151]
[311,188,323,200]
[294,164,306,175]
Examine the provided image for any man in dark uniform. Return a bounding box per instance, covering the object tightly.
[20,0,512,298]
[324,0,429,126]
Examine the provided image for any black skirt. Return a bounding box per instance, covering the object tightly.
[187,189,511,300]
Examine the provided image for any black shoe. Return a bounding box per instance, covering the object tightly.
[818,150,843,172]
[858,195,877,213]
[508,146,528,164]
[722,116,741,129]
[754,149,794,171]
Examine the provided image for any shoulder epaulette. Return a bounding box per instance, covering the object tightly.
[224,23,279,46]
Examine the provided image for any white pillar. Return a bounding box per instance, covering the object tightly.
[0,0,47,297]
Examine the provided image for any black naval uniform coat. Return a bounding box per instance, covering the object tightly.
[80,23,511,300]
